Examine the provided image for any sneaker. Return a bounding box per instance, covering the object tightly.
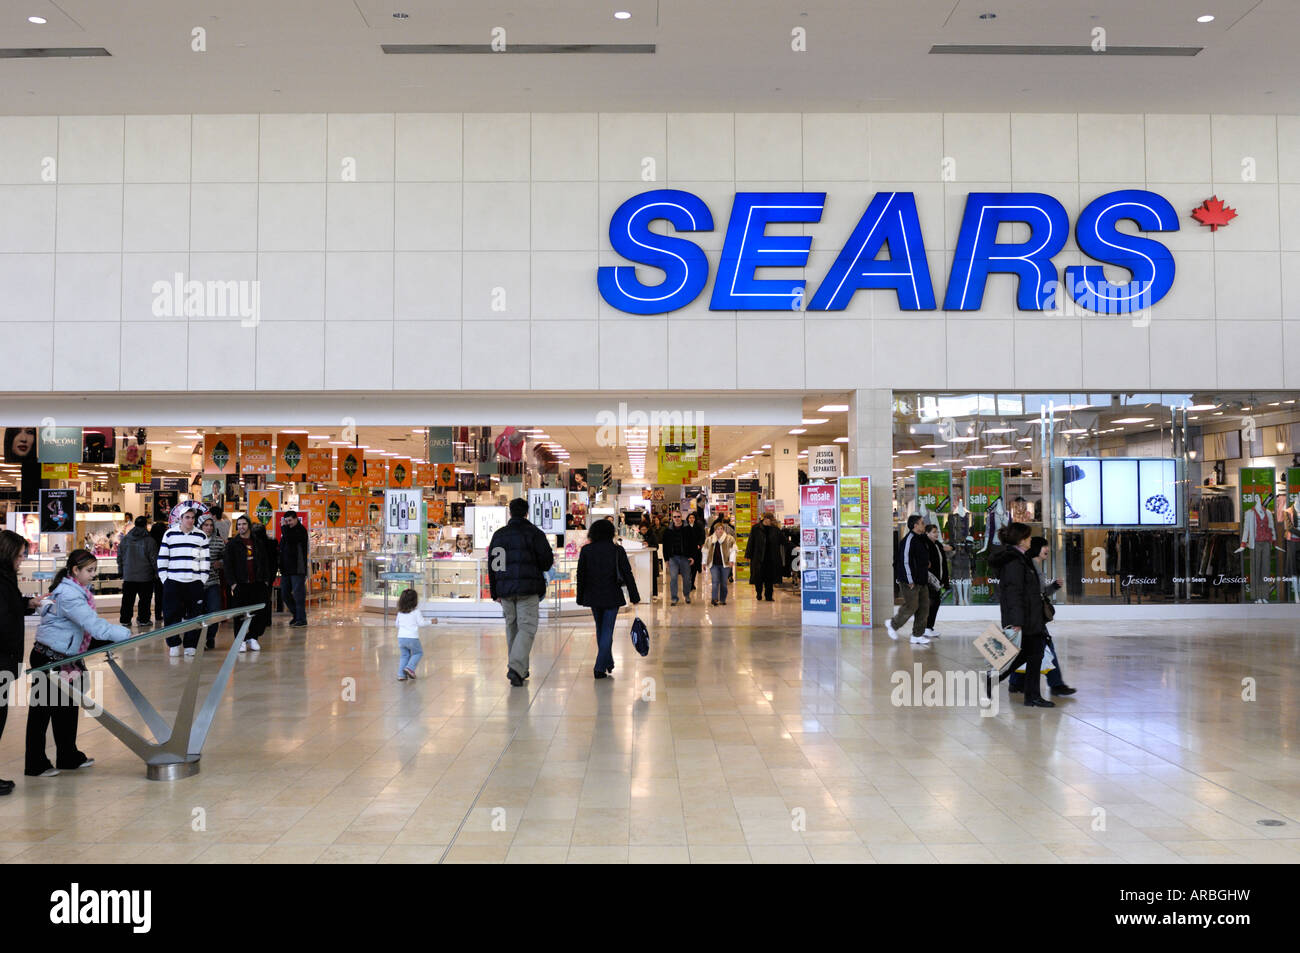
[910,635,931,645]
[884,620,898,641]
[238,640,248,653]
[184,647,196,658]
[403,667,417,680]
[670,600,678,606]
[247,639,261,651]
[397,674,408,681]
[77,758,94,769]
[289,620,308,628]
[924,628,941,638]
[37,767,60,778]
[168,646,180,657]
[685,597,691,604]
[710,600,718,606]
[507,670,524,687]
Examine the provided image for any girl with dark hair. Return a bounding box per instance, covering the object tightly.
[394,588,426,681]
[987,522,1054,708]
[25,550,132,776]
[576,518,640,679]
[0,530,41,794]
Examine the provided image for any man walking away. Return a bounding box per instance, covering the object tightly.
[158,509,210,657]
[488,498,554,687]
[117,516,158,627]
[885,515,932,645]
[660,511,693,605]
[278,511,309,627]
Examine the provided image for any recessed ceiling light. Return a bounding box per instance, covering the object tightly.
[28,16,47,24]
[760,444,771,449]
[801,418,829,425]
[1111,417,1153,424]
[614,10,632,19]
[1197,15,1215,23]
[817,404,848,413]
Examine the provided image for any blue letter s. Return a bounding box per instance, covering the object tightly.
[597,189,713,315]
[1066,189,1179,314]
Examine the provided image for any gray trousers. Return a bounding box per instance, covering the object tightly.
[889,583,930,637]
[501,594,541,677]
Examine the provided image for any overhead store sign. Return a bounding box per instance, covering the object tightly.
[599,189,1178,317]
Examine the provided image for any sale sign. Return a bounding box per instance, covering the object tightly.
[965,468,1003,513]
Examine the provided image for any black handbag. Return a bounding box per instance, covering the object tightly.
[1042,594,1056,622]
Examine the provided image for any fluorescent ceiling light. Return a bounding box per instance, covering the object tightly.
[817,404,848,413]
[984,444,1011,450]
[614,11,632,19]
[801,418,828,425]
[983,427,1016,434]
[28,16,47,24]
[1061,428,1088,434]
[1111,417,1153,424]
[1018,437,1034,443]
[761,444,771,449]
[919,443,946,449]
[1187,404,1217,411]
[833,437,849,443]
[946,436,977,443]
[896,449,920,455]
[788,428,807,435]
[1197,14,1215,23]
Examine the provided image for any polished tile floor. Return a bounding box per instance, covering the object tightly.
[2,588,1298,864]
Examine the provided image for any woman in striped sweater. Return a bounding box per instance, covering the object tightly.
[157,508,210,657]
[197,512,226,651]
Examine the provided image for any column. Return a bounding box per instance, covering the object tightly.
[847,388,895,626]
[772,436,799,515]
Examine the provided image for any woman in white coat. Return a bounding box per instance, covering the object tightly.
[700,520,737,606]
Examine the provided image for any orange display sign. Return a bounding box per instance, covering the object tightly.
[435,463,455,488]
[361,457,387,489]
[336,448,364,488]
[428,498,446,523]
[203,434,238,474]
[344,496,366,528]
[241,433,274,475]
[304,448,333,483]
[275,433,309,480]
[325,494,347,529]
[299,492,328,527]
[414,464,438,487]
[388,458,413,488]
[41,463,78,479]
[247,489,280,526]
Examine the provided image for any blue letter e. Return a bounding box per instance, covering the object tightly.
[598,189,713,315]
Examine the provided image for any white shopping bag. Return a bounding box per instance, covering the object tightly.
[973,623,1021,672]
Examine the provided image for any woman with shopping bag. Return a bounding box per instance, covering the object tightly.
[1007,537,1076,697]
[987,523,1055,708]
[576,519,640,680]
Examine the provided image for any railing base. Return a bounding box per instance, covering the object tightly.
[147,758,200,781]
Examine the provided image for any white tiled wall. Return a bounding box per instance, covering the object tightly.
[1,112,1298,392]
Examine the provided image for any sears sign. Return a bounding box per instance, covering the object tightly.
[597,189,1178,316]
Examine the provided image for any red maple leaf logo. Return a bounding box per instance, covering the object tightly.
[1191,196,1237,231]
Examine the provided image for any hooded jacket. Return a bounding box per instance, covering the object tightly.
[34,578,131,656]
[988,544,1046,634]
[894,529,930,585]
[117,524,159,583]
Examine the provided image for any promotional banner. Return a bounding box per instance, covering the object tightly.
[203,434,238,474]
[299,492,328,528]
[325,494,347,529]
[568,468,589,492]
[428,498,446,524]
[388,458,413,488]
[346,495,369,528]
[1240,467,1276,514]
[247,489,280,527]
[384,488,422,536]
[40,463,78,480]
[1288,467,1300,505]
[152,490,178,522]
[81,427,115,463]
[965,468,1004,513]
[734,491,757,582]
[916,469,952,514]
[276,433,308,479]
[838,476,871,627]
[528,487,566,535]
[39,488,75,534]
[37,427,83,464]
[120,449,152,484]
[427,427,454,464]
[413,463,438,487]
[799,483,839,619]
[240,433,275,475]
[435,463,456,488]
[304,447,334,483]
[201,475,226,502]
[361,456,387,489]
[700,426,711,470]
[808,445,842,480]
[336,448,364,488]
[587,464,605,492]
[456,472,475,492]
[657,427,698,484]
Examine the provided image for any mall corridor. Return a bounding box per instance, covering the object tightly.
[2,597,1296,864]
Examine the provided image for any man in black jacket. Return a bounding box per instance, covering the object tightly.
[922,523,950,638]
[488,498,555,686]
[278,511,310,627]
[660,511,693,605]
[886,515,931,644]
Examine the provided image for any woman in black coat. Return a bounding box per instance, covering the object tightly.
[744,514,785,601]
[0,530,41,794]
[224,516,274,649]
[987,522,1053,708]
[576,519,640,680]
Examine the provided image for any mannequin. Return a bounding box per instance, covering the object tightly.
[1236,494,1277,603]
[980,496,1005,554]
[948,498,972,605]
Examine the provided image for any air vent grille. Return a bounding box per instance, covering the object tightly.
[0,47,111,58]
[930,44,1200,56]
[382,43,654,55]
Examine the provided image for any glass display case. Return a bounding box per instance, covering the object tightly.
[361,551,589,618]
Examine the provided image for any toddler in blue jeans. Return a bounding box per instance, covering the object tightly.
[395,588,427,681]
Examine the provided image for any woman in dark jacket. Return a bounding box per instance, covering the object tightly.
[576,519,640,680]
[1007,537,1076,697]
[987,522,1054,707]
[685,512,704,595]
[744,514,785,601]
[225,516,274,651]
[149,519,168,623]
[637,520,660,597]
[0,530,40,794]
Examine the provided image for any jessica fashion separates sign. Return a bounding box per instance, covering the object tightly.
[598,189,1178,316]
[808,445,842,479]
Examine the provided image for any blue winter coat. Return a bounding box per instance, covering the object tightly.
[35,579,131,656]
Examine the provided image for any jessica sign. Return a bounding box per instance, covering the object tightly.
[598,189,1178,317]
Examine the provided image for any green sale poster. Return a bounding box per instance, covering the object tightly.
[916,470,952,513]
[965,468,1003,514]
